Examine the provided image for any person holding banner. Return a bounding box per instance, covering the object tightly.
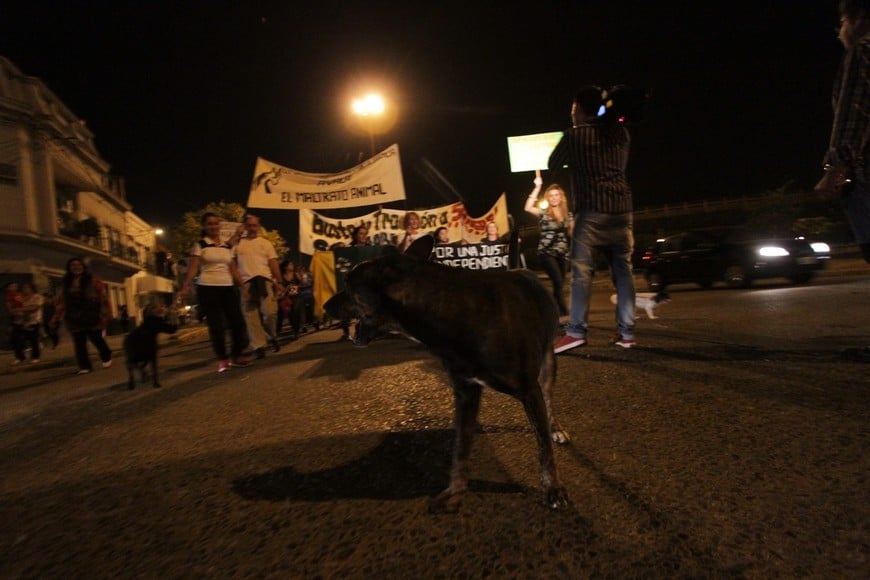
[398,211,422,252]
[434,227,451,245]
[549,85,637,352]
[524,172,572,318]
[480,221,509,245]
[351,225,372,247]
[336,225,373,340]
[234,214,284,359]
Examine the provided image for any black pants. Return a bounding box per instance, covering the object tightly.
[12,324,41,361]
[291,294,315,332]
[276,297,293,335]
[43,322,59,348]
[72,328,112,370]
[539,252,569,316]
[196,285,249,360]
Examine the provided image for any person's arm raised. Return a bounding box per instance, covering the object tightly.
[524,169,544,216]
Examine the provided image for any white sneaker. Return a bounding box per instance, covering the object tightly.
[30,358,40,364]
[102,359,112,368]
[11,359,23,366]
[612,335,636,348]
[77,368,91,375]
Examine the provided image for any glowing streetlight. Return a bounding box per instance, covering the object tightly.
[154,228,164,236]
[351,93,386,158]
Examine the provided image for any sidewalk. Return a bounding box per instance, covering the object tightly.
[1,324,209,376]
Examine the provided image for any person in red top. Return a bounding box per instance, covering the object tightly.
[50,257,113,374]
[10,282,44,364]
[4,281,22,317]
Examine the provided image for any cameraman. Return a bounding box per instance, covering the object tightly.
[550,85,638,352]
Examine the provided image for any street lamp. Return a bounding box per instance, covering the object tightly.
[351,93,385,158]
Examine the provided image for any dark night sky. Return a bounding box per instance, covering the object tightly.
[0,1,845,236]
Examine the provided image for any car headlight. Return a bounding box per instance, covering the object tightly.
[758,246,789,257]
[810,242,830,253]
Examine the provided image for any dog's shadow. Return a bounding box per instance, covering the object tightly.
[232,429,526,502]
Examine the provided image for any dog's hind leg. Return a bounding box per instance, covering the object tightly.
[429,380,483,514]
[522,389,569,510]
[127,369,135,390]
[539,350,569,444]
[150,357,161,389]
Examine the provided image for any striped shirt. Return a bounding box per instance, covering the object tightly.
[826,32,870,179]
[548,120,633,214]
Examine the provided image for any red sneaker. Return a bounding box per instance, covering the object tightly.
[217,359,230,373]
[554,335,587,354]
[230,355,251,367]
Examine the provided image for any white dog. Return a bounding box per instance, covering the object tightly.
[610,291,671,319]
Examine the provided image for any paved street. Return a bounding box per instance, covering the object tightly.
[1,259,868,578]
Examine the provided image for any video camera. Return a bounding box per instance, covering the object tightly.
[596,85,649,124]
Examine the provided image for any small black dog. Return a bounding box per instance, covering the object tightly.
[123,304,178,390]
[325,236,569,513]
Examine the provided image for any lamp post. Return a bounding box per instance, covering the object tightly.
[153,227,170,278]
[351,93,385,158]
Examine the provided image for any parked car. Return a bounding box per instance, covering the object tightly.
[641,228,829,291]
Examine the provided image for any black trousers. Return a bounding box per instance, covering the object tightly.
[71,328,111,370]
[538,252,569,316]
[196,285,249,360]
[11,324,41,361]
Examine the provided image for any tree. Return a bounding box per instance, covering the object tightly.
[171,201,289,262]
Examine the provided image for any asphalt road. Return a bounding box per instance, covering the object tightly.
[1,262,868,578]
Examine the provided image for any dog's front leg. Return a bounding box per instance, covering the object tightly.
[522,389,570,510]
[429,381,482,514]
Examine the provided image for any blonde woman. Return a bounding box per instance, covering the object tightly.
[524,170,572,317]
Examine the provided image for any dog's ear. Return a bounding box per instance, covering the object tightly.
[404,235,434,261]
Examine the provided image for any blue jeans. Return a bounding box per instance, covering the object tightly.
[566,211,636,340]
[842,179,870,263]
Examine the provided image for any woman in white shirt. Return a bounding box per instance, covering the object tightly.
[179,212,251,373]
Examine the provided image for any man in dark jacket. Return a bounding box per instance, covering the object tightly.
[550,86,637,352]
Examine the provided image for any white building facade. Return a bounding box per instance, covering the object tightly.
[0,56,173,341]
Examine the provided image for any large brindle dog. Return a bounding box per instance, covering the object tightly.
[324,236,569,513]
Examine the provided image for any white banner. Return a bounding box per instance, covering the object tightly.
[432,242,510,270]
[247,144,407,210]
[506,131,564,172]
[299,194,510,255]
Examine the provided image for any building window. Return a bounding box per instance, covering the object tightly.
[56,188,77,236]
